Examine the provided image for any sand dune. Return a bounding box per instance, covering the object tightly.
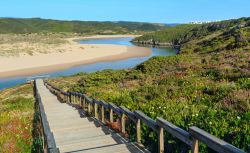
[0,35,151,78]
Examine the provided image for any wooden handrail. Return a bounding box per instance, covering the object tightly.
[134,110,158,131]
[119,106,136,122]
[43,80,247,153]
[109,103,122,116]
[100,100,109,108]
[189,126,245,153]
[156,117,192,146]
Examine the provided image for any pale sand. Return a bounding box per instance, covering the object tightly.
[0,35,151,78]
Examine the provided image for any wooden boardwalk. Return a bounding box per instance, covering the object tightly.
[36,79,149,153]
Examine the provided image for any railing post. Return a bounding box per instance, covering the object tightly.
[92,103,95,115]
[158,127,164,153]
[94,103,98,119]
[101,105,105,123]
[121,113,126,134]
[79,95,82,107]
[78,95,81,105]
[191,138,199,153]
[69,93,72,103]
[83,96,86,109]
[73,94,76,104]
[62,93,65,102]
[136,118,141,144]
[109,108,113,123]
[88,102,91,115]
[60,92,62,102]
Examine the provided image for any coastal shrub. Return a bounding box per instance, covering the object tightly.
[236,78,250,89]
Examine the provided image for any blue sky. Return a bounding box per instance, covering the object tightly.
[0,0,249,23]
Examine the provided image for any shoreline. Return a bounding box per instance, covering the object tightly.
[0,35,151,78]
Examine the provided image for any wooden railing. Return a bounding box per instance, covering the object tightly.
[34,80,60,153]
[44,80,248,153]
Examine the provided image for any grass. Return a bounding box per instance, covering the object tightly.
[0,84,42,152]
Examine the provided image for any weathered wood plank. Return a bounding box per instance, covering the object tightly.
[109,103,122,116]
[156,117,192,146]
[134,110,158,131]
[189,126,245,153]
[119,106,136,122]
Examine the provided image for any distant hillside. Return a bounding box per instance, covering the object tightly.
[133,24,200,46]
[133,17,250,47]
[0,18,166,34]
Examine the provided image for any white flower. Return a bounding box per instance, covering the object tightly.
[237,116,241,120]
[209,122,212,125]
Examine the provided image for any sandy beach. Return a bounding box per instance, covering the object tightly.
[0,35,151,78]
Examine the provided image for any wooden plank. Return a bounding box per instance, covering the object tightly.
[158,127,164,153]
[100,100,109,108]
[121,113,126,134]
[109,103,122,116]
[94,103,98,119]
[134,111,158,131]
[156,117,192,146]
[189,126,245,153]
[191,138,199,153]
[85,96,93,105]
[136,119,141,144]
[110,109,114,123]
[35,80,60,152]
[119,106,136,122]
[101,105,105,123]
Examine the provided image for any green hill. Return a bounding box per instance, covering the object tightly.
[133,17,250,47]
[0,18,166,34]
[48,17,250,152]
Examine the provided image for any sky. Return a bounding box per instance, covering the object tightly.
[0,0,249,23]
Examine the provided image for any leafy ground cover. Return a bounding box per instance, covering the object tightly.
[0,84,42,152]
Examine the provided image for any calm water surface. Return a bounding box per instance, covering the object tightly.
[0,37,177,90]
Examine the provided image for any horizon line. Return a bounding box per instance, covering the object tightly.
[2,16,248,24]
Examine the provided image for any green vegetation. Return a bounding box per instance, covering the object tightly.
[133,17,250,47]
[0,84,42,152]
[49,17,250,152]
[0,18,166,34]
[133,24,199,44]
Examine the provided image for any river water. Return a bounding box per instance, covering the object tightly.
[0,37,177,90]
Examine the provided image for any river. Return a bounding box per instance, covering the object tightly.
[0,37,177,90]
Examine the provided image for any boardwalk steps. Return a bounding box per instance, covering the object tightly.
[35,79,149,153]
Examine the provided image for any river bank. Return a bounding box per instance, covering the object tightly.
[0,35,151,78]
